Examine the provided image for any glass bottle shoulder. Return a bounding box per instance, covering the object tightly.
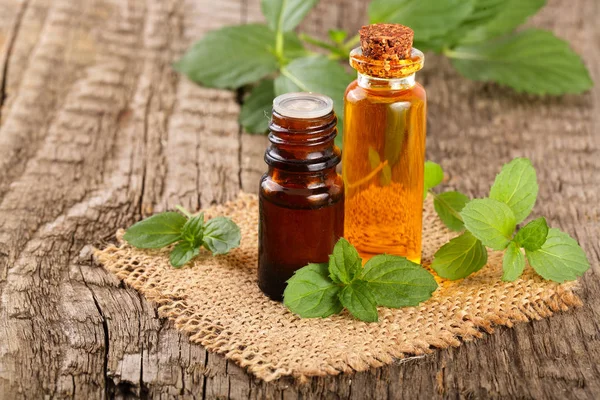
[344,79,426,105]
[259,171,344,209]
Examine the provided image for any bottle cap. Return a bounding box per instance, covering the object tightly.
[273,92,334,119]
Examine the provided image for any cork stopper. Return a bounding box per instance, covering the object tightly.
[359,24,414,61]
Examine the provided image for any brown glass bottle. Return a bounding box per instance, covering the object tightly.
[258,93,344,301]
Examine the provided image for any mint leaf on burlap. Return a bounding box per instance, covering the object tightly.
[202,217,241,255]
[489,157,538,223]
[461,198,516,250]
[170,241,201,268]
[525,228,590,282]
[338,280,379,322]
[433,191,470,232]
[124,212,187,249]
[239,79,275,134]
[174,24,280,89]
[502,242,526,282]
[513,217,548,251]
[431,231,488,280]
[423,160,444,198]
[328,238,362,284]
[181,213,205,245]
[450,30,593,95]
[284,263,344,318]
[361,255,438,307]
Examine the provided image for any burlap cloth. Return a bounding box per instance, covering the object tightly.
[95,193,581,382]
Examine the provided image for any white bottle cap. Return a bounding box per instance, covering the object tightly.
[272,92,334,119]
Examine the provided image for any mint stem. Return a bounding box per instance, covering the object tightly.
[428,190,464,222]
[175,205,193,218]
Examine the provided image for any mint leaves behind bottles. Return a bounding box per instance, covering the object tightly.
[428,157,590,283]
[284,238,438,322]
[123,208,241,268]
[174,0,593,142]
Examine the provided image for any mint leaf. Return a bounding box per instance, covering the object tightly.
[461,198,516,250]
[339,280,378,322]
[239,79,274,134]
[489,157,538,223]
[170,241,200,268]
[261,0,318,33]
[513,217,548,251]
[328,29,348,44]
[328,238,362,284]
[202,217,241,255]
[502,242,525,282]
[433,191,469,232]
[431,231,488,280]
[525,228,590,282]
[458,0,545,44]
[174,24,279,89]
[275,56,353,140]
[181,213,205,246]
[450,29,593,95]
[361,255,437,307]
[284,263,344,318]
[124,212,187,249]
[423,161,443,198]
[369,0,473,41]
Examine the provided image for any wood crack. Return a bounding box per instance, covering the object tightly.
[0,0,28,125]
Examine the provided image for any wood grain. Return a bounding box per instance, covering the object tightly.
[0,0,598,399]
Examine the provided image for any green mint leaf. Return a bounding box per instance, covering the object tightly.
[124,212,187,249]
[461,198,516,250]
[239,79,274,134]
[283,263,344,318]
[489,157,538,224]
[368,148,391,186]
[431,231,488,280]
[338,280,378,322]
[202,216,241,255]
[181,213,205,246]
[525,228,590,282]
[433,191,469,232]
[502,241,525,282]
[513,217,549,251]
[450,29,593,95]
[170,241,200,268]
[423,161,444,198]
[275,56,354,141]
[174,24,279,89]
[361,255,437,307]
[457,0,545,45]
[328,238,362,284]
[328,29,348,44]
[261,0,318,33]
[369,0,473,41]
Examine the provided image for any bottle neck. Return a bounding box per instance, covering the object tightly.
[357,72,416,90]
[265,111,341,173]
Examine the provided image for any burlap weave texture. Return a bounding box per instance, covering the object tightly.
[95,193,581,382]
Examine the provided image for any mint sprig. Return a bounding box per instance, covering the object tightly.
[425,157,590,283]
[284,238,438,322]
[123,208,241,268]
[175,0,592,140]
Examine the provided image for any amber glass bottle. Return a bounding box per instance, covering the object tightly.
[258,93,344,301]
[343,24,426,263]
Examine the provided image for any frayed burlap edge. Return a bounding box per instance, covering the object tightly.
[94,192,583,382]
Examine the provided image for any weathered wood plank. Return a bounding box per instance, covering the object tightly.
[0,0,597,399]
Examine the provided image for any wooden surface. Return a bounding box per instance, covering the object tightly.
[0,0,598,398]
